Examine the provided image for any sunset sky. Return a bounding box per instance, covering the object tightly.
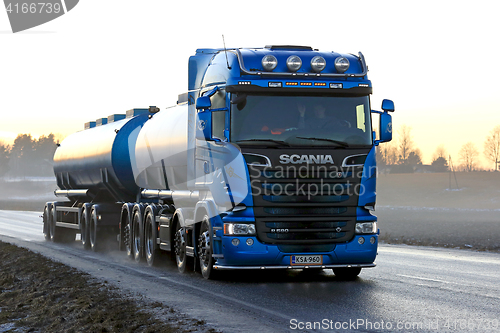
[1,0,499,168]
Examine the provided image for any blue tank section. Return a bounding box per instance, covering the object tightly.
[53,113,149,202]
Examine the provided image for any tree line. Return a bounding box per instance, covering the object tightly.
[0,134,59,178]
[1,126,499,178]
[377,124,500,173]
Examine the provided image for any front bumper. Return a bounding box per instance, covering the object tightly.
[213,234,378,270]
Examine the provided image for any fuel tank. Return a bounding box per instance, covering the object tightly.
[133,104,189,191]
[53,113,150,202]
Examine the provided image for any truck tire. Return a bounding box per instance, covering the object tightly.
[145,208,161,267]
[174,221,188,273]
[43,206,50,241]
[333,267,361,280]
[49,206,76,243]
[198,215,218,279]
[132,208,144,263]
[89,207,102,252]
[120,204,134,258]
[80,204,91,250]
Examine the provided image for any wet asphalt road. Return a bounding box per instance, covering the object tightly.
[0,210,499,332]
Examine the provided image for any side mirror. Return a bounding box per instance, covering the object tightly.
[379,112,393,143]
[381,99,395,112]
[196,86,220,110]
[196,96,211,110]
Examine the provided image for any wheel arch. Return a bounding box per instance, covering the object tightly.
[194,200,223,229]
[194,200,223,258]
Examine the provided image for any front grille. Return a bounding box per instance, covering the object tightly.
[250,165,362,245]
[256,217,355,244]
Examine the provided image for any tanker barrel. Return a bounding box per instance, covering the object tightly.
[53,112,150,203]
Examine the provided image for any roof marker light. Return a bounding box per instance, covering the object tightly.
[286,55,302,72]
[334,57,350,73]
[310,56,326,72]
[262,55,278,71]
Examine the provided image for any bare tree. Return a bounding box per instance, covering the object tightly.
[377,141,398,166]
[459,142,479,172]
[430,144,448,172]
[385,142,399,165]
[397,124,414,165]
[484,125,500,171]
[432,144,447,161]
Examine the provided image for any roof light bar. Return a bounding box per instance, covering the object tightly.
[235,49,368,77]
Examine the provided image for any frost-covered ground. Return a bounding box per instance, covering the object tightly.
[377,172,500,252]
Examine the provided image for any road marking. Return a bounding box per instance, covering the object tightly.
[396,274,500,299]
[396,274,454,284]
[379,245,500,265]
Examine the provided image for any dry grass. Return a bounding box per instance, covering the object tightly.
[0,241,216,333]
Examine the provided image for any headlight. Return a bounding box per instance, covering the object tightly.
[262,55,278,71]
[286,55,302,72]
[355,222,377,234]
[310,56,326,72]
[334,56,350,73]
[224,223,256,235]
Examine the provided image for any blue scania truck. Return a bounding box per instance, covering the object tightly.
[43,45,394,279]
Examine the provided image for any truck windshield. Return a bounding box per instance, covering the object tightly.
[230,93,372,147]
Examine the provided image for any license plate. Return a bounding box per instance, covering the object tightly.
[290,255,323,266]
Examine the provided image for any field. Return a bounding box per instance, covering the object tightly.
[377,172,500,251]
[0,177,58,211]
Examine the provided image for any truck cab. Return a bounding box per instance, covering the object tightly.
[188,46,394,278]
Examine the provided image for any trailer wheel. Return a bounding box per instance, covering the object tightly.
[198,215,218,279]
[49,206,76,243]
[174,222,188,273]
[132,210,144,263]
[81,205,91,250]
[89,208,101,252]
[49,207,57,241]
[145,210,160,267]
[333,267,361,280]
[123,211,133,258]
[43,206,50,241]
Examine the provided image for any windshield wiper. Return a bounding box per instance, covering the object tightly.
[235,139,291,147]
[295,137,349,147]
